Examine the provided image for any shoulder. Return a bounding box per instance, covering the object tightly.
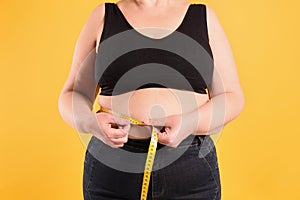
[192,3,217,15]
[82,3,106,30]
[88,3,106,23]
[192,3,217,19]
[80,3,106,30]
[205,4,219,25]
[191,3,220,27]
[199,4,224,41]
[191,4,223,41]
[80,3,106,41]
[193,3,219,23]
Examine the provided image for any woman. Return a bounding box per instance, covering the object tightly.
[58,0,244,199]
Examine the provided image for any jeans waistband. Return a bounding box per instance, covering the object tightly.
[118,135,206,152]
[87,134,208,154]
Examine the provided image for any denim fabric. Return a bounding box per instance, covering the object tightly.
[83,134,221,200]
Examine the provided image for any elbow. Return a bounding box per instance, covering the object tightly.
[57,92,63,115]
[57,89,70,120]
[225,88,245,121]
[57,91,65,119]
[233,89,245,116]
[221,91,244,127]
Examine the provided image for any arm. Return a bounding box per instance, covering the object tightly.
[189,5,245,135]
[58,4,105,133]
[146,6,245,147]
[58,4,130,148]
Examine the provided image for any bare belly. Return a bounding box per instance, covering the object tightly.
[98,88,209,139]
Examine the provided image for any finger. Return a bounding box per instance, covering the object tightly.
[110,135,128,144]
[93,133,125,148]
[107,141,126,148]
[109,134,128,147]
[157,128,178,147]
[92,135,121,148]
[102,136,126,148]
[121,124,131,133]
[106,127,128,138]
[157,131,171,145]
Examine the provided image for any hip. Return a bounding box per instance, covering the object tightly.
[83,134,221,199]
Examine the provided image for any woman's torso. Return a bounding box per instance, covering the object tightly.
[95,0,213,139]
[98,88,209,139]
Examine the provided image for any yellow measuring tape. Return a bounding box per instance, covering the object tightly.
[98,106,159,200]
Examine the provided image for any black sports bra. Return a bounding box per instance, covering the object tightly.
[94,2,214,96]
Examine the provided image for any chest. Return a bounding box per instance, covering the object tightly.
[94,2,214,96]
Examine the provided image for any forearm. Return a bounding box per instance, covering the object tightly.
[58,90,96,133]
[190,92,244,135]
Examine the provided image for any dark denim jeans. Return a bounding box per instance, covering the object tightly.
[83,134,221,200]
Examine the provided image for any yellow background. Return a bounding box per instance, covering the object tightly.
[1,0,299,199]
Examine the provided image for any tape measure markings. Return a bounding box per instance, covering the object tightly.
[98,106,158,200]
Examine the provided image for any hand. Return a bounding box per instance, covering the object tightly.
[88,111,131,148]
[146,112,198,148]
